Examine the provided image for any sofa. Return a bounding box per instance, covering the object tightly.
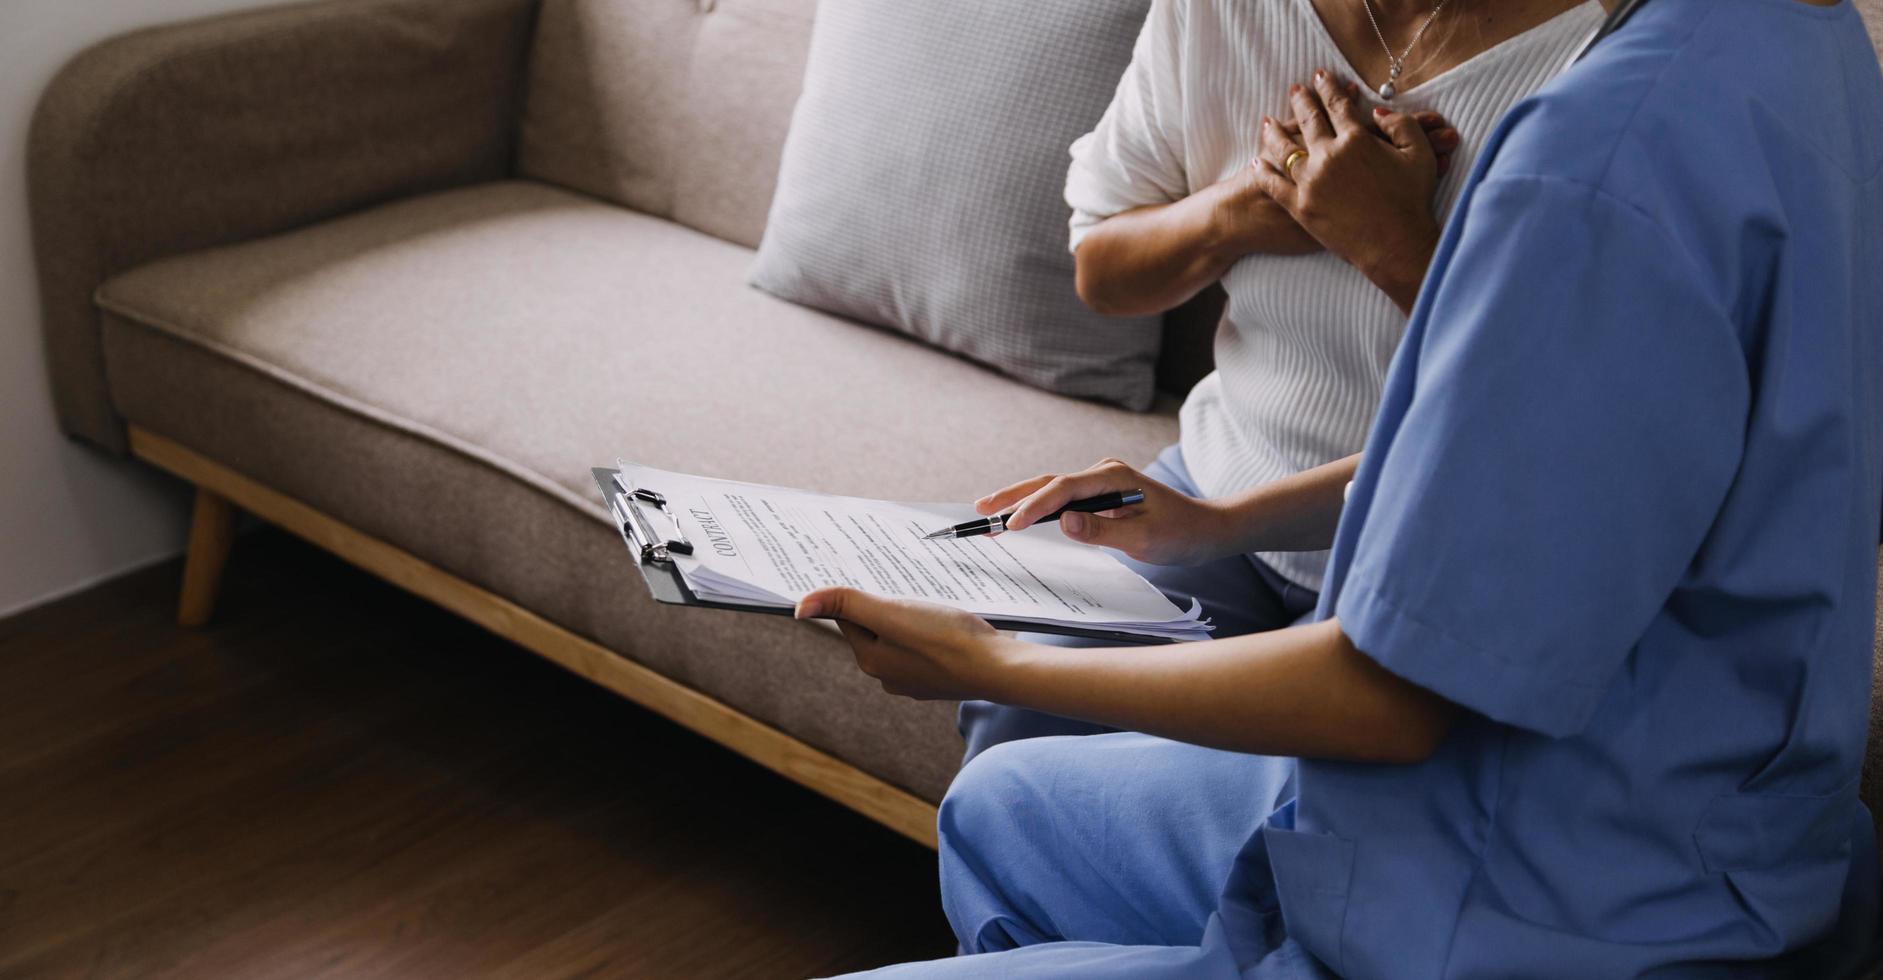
[29,0,1883,863]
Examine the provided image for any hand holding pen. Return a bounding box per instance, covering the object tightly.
[924,490,1146,540]
[940,458,1244,568]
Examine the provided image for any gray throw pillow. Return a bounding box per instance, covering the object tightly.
[749,0,1162,411]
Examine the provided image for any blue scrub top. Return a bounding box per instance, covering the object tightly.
[1232,1,1883,976]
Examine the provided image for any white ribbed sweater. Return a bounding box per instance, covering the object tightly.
[1066,0,1603,590]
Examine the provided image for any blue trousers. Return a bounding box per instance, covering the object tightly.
[835,733,1320,979]
[957,444,1320,762]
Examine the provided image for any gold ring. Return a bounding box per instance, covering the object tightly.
[1284,149,1308,176]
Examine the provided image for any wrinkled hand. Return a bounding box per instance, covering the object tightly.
[1253,70,1447,311]
[1274,91,1459,178]
[1217,96,1455,261]
[978,457,1236,567]
[795,588,1016,701]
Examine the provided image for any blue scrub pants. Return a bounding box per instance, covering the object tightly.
[957,444,1320,762]
[834,733,1314,979]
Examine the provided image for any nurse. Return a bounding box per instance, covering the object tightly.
[802,0,1883,976]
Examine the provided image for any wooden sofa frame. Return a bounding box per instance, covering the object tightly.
[136,426,942,849]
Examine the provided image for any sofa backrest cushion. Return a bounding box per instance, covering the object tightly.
[517,0,817,251]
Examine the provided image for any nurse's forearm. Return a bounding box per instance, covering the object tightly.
[1075,173,1318,317]
[985,617,1455,763]
[1216,453,1360,554]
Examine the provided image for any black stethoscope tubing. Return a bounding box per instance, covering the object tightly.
[1576,0,1652,62]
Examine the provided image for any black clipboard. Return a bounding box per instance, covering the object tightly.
[592,468,1186,645]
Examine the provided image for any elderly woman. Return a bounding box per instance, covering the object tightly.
[959,0,1606,759]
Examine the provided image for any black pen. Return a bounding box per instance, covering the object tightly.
[921,490,1146,540]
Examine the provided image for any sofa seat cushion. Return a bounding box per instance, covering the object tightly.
[96,180,1181,803]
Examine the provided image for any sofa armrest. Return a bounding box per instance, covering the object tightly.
[29,0,539,452]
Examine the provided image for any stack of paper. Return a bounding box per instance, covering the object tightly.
[611,462,1212,642]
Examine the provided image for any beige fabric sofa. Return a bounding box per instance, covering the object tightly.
[30,0,1223,844]
[29,0,1883,859]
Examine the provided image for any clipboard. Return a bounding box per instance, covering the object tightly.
[593,469,1183,645]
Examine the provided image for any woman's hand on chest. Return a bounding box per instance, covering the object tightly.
[1252,70,1455,314]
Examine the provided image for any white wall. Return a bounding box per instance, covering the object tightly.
[0,0,283,619]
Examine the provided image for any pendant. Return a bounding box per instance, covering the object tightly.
[1379,81,1395,99]
[1380,61,1403,101]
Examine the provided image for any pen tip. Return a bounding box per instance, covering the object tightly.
[921,529,952,540]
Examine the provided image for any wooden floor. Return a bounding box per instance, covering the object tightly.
[0,529,955,979]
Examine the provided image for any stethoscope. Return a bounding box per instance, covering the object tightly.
[1575,0,1652,62]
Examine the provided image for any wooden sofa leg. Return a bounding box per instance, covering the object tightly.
[177,487,236,627]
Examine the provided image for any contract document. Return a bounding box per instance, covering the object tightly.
[600,462,1212,643]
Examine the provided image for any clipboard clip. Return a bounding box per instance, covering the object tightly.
[607,474,695,564]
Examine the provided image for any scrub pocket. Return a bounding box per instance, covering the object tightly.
[1692,779,1862,943]
[1261,823,1358,976]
